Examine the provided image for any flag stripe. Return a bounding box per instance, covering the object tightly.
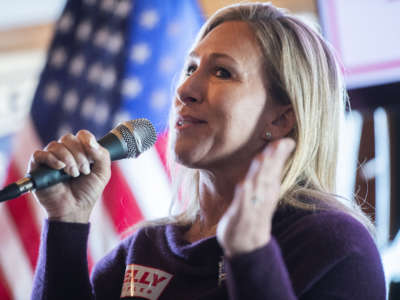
[102,164,144,234]
[88,197,120,262]
[87,250,95,273]
[0,205,33,300]
[12,119,48,233]
[4,160,41,269]
[154,130,169,176]
[0,267,12,300]
[118,148,172,220]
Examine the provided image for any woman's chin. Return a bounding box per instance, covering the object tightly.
[174,152,200,169]
[173,147,209,169]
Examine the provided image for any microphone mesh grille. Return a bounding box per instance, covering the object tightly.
[119,125,138,158]
[118,118,157,158]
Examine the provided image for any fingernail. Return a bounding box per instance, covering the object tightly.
[281,139,295,153]
[264,141,279,156]
[265,139,295,157]
[71,166,80,178]
[89,137,99,149]
[56,161,66,169]
[82,164,91,175]
[247,159,261,178]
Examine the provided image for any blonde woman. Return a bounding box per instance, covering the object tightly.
[31,3,385,299]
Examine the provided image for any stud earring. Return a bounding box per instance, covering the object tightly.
[265,132,272,139]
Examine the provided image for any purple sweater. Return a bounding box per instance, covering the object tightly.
[31,204,386,299]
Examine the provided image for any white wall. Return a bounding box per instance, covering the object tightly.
[0,0,66,29]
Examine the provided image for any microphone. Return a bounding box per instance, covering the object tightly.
[0,118,157,202]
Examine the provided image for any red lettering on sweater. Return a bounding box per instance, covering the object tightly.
[152,274,167,287]
[139,271,151,285]
[121,264,173,300]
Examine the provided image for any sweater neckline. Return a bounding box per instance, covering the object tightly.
[164,224,223,267]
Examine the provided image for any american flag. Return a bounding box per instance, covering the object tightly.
[0,0,203,299]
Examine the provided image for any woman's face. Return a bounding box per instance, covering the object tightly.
[171,21,279,170]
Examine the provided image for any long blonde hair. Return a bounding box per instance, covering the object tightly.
[142,2,374,234]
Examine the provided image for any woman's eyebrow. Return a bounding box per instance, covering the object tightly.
[188,51,239,67]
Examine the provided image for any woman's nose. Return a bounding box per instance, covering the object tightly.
[175,71,204,105]
[176,93,199,105]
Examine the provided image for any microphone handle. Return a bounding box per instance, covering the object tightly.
[29,132,125,191]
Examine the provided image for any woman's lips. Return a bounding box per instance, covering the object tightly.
[175,115,207,129]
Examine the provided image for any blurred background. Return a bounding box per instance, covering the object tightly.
[0,0,399,299]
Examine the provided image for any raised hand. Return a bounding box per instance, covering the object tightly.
[217,138,295,257]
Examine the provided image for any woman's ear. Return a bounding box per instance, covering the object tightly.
[264,104,296,140]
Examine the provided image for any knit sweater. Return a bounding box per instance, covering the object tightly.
[31,204,386,299]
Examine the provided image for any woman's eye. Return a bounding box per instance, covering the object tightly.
[215,67,231,79]
[185,65,196,76]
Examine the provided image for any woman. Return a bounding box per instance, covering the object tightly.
[31,3,386,299]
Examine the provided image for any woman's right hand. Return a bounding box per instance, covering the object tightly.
[28,130,111,223]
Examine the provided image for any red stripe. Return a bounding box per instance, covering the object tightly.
[154,131,170,177]
[4,159,41,269]
[87,250,94,273]
[102,164,144,236]
[0,267,12,300]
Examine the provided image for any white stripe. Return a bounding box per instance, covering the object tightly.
[0,205,33,300]
[118,148,171,220]
[88,197,121,263]
[13,117,44,173]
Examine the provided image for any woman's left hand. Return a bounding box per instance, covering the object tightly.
[216,138,295,258]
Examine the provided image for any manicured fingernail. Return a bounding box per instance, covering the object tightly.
[82,164,90,175]
[247,159,261,178]
[56,161,66,169]
[89,137,99,149]
[281,139,295,153]
[264,141,279,156]
[71,166,80,177]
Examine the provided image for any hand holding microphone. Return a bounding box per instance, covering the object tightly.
[0,119,156,223]
[31,129,111,223]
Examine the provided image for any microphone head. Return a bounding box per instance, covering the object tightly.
[113,118,157,158]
